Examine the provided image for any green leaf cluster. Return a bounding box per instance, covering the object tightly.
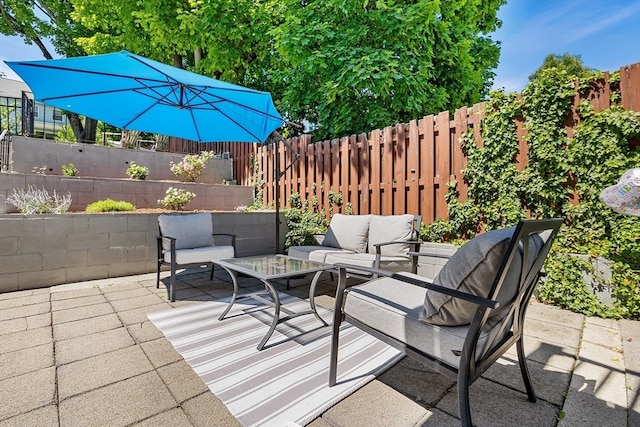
[423,68,640,319]
[85,199,135,212]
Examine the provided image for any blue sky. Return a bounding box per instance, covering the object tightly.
[493,0,640,92]
[2,1,640,94]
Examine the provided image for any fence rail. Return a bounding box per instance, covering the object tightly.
[170,61,640,223]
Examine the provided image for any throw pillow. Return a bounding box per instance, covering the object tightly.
[420,226,543,326]
[367,214,415,257]
[322,214,370,253]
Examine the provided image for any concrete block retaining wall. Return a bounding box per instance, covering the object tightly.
[0,172,254,213]
[9,136,233,183]
[0,211,286,293]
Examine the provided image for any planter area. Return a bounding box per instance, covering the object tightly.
[0,172,253,213]
[0,211,286,293]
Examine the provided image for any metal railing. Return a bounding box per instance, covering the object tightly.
[0,130,11,172]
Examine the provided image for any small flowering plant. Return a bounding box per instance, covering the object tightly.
[126,162,149,180]
[170,151,215,182]
[158,187,196,210]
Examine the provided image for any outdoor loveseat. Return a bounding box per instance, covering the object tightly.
[287,213,422,277]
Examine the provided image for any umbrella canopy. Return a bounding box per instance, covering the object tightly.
[600,168,640,216]
[6,50,283,143]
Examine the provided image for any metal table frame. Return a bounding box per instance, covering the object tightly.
[214,255,333,350]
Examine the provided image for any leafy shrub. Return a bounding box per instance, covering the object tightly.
[4,185,72,214]
[62,163,79,176]
[86,199,135,212]
[170,151,214,182]
[126,162,149,180]
[158,187,196,210]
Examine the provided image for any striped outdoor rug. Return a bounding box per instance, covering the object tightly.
[148,294,403,427]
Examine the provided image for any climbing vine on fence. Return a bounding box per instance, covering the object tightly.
[423,68,640,319]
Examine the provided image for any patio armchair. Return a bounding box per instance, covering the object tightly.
[157,213,236,302]
[329,218,563,427]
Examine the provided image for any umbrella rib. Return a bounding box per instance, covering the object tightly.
[13,62,170,85]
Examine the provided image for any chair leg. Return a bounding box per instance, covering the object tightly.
[328,308,342,387]
[458,380,473,427]
[329,267,348,387]
[210,264,215,280]
[517,337,537,402]
[156,262,161,289]
[169,260,176,302]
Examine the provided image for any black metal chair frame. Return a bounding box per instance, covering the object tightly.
[329,218,563,427]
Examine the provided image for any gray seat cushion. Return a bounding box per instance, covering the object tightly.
[343,277,504,367]
[165,245,235,265]
[421,227,544,326]
[324,252,413,273]
[287,245,355,262]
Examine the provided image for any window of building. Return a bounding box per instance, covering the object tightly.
[53,108,63,121]
[33,105,39,118]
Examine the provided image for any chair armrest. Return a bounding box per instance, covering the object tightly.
[408,251,453,260]
[212,233,237,256]
[156,235,177,257]
[333,264,498,309]
[373,239,421,249]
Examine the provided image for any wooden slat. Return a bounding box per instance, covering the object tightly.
[347,135,359,214]
[382,126,394,214]
[394,123,406,215]
[452,106,468,203]
[358,133,370,214]
[339,136,350,215]
[434,111,450,220]
[621,63,640,112]
[419,115,435,224]
[369,129,381,214]
[406,120,420,215]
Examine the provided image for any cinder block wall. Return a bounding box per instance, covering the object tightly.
[0,173,254,213]
[0,211,286,293]
[9,136,233,183]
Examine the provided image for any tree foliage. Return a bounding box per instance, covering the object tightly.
[3,0,506,142]
[528,53,595,82]
[272,0,505,140]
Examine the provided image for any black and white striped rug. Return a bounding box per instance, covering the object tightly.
[148,294,403,427]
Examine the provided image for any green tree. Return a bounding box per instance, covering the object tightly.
[0,0,98,143]
[272,0,505,140]
[528,53,595,82]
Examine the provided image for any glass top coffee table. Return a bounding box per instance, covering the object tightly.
[213,255,334,350]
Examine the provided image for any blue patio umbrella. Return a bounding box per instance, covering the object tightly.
[5,50,283,143]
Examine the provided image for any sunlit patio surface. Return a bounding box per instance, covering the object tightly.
[1,268,638,427]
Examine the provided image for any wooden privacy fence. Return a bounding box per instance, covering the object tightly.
[170,61,640,225]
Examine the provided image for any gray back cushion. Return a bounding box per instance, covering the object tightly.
[368,214,415,257]
[322,214,370,253]
[158,213,214,250]
[421,226,543,326]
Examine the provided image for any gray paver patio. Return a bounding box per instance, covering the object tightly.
[0,268,638,427]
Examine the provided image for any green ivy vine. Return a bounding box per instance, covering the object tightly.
[423,68,640,319]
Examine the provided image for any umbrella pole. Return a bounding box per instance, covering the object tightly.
[271,131,300,254]
[275,143,281,253]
